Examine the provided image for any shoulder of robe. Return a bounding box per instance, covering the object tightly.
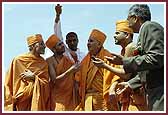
[46,56,54,63]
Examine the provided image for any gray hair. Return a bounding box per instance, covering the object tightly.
[129,4,151,22]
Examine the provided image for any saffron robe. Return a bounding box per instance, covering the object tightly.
[49,55,78,111]
[4,53,50,111]
[78,47,119,111]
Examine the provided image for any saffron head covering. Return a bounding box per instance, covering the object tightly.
[45,34,60,49]
[27,34,43,46]
[89,29,106,45]
[116,20,133,34]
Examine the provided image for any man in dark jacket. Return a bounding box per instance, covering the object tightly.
[106,4,164,111]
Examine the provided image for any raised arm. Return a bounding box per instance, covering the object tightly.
[54,4,63,41]
[55,4,62,23]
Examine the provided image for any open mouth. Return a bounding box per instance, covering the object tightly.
[114,38,118,43]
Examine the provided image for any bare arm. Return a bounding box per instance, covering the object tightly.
[92,57,131,80]
[56,63,80,79]
[103,63,131,80]
[47,58,57,83]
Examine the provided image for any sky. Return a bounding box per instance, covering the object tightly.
[2,2,165,73]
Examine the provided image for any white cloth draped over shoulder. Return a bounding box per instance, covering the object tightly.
[44,20,85,62]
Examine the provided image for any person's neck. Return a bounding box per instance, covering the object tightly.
[121,40,132,49]
[90,47,102,57]
[53,54,64,64]
[137,20,144,33]
[121,43,126,49]
[30,51,40,57]
[54,53,63,59]
[70,48,78,52]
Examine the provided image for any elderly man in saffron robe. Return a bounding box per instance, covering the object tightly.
[4,34,50,111]
[45,34,80,111]
[76,29,120,111]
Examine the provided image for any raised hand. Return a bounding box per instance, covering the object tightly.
[55,4,62,23]
[55,4,62,15]
[105,52,124,65]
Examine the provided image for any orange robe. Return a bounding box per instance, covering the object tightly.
[50,55,78,111]
[103,61,120,111]
[4,53,50,111]
[78,47,119,111]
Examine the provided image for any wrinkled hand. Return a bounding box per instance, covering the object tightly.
[116,82,131,95]
[20,69,35,82]
[115,82,131,103]
[92,57,105,68]
[105,53,123,65]
[55,4,62,15]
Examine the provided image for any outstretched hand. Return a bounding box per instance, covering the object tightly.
[116,82,131,95]
[105,52,124,65]
[91,56,105,68]
[115,82,132,103]
[69,62,80,73]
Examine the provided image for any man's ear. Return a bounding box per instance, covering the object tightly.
[65,39,68,44]
[125,33,130,39]
[132,15,138,23]
[126,33,133,42]
[98,41,103,49]
[76,38,79,43]
[31,43,38,51]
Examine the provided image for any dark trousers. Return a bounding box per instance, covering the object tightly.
[147,85,164,111]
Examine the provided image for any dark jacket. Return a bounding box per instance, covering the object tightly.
[123,21,164,111]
